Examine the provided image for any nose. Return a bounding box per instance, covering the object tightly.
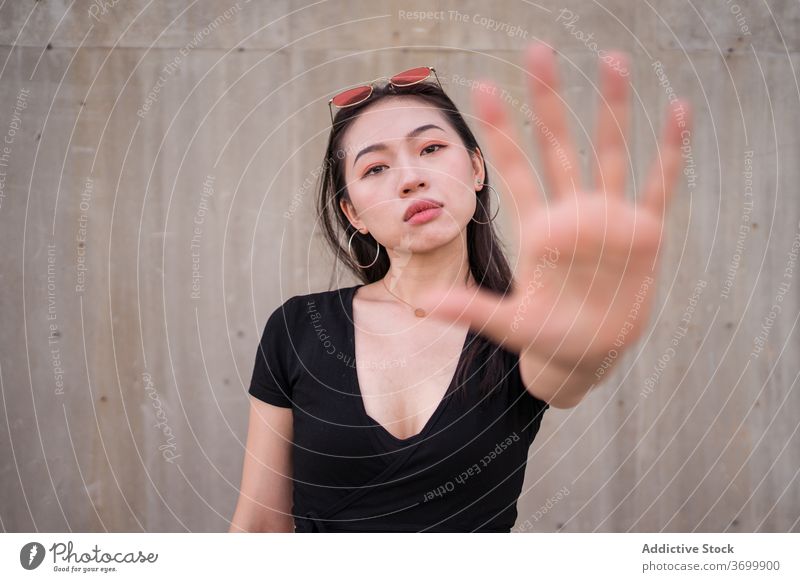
[402,179,426,195]
[399,166,427,196]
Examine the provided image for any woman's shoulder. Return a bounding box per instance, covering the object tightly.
[285,283,358,304]
[265,284,358,320]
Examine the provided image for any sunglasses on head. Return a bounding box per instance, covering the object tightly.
[328,66,442,124]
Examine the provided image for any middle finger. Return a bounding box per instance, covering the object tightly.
[592,51,631,199]
[525,43,582,200]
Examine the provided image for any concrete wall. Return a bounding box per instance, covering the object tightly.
[0,0,798,532]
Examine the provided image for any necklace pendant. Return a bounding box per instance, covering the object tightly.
[414,308,427,318]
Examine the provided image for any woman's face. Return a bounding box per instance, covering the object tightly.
[339,97,484,254]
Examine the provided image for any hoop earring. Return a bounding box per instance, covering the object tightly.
[347,228,380,269]
[471,183,501,224]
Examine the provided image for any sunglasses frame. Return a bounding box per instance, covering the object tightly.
[328,66,442,125]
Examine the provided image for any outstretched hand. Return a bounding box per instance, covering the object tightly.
[418,42,692,376]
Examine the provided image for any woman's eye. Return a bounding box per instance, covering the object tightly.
[422,144,446,155]
[361,145,445,178]
[363,165,386,178]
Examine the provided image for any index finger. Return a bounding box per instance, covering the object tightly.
[471,78,542,220]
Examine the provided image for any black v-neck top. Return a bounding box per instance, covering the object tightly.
[248,284,550,532]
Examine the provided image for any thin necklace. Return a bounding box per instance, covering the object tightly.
[381,277,427,318]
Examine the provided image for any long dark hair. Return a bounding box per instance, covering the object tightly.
[317,78,516,402]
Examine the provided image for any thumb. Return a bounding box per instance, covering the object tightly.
[417,285,509,336]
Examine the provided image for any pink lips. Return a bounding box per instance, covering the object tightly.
[404,198,443,222]
[406,206,443,225]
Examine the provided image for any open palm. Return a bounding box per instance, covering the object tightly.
[419,43,692,375]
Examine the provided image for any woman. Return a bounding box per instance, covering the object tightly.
[230,43,691,532]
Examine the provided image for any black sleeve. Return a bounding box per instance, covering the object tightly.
[509,350,550,419]
[248,297,298,408]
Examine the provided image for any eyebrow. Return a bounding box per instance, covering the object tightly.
[352,124,447,169]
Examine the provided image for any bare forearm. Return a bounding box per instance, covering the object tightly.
[518,346,600,409]
[229,501,295,533]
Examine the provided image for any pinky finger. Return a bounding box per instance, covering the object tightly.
[640,99,692,219]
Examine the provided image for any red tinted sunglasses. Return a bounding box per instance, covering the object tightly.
[328,66,441,124]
